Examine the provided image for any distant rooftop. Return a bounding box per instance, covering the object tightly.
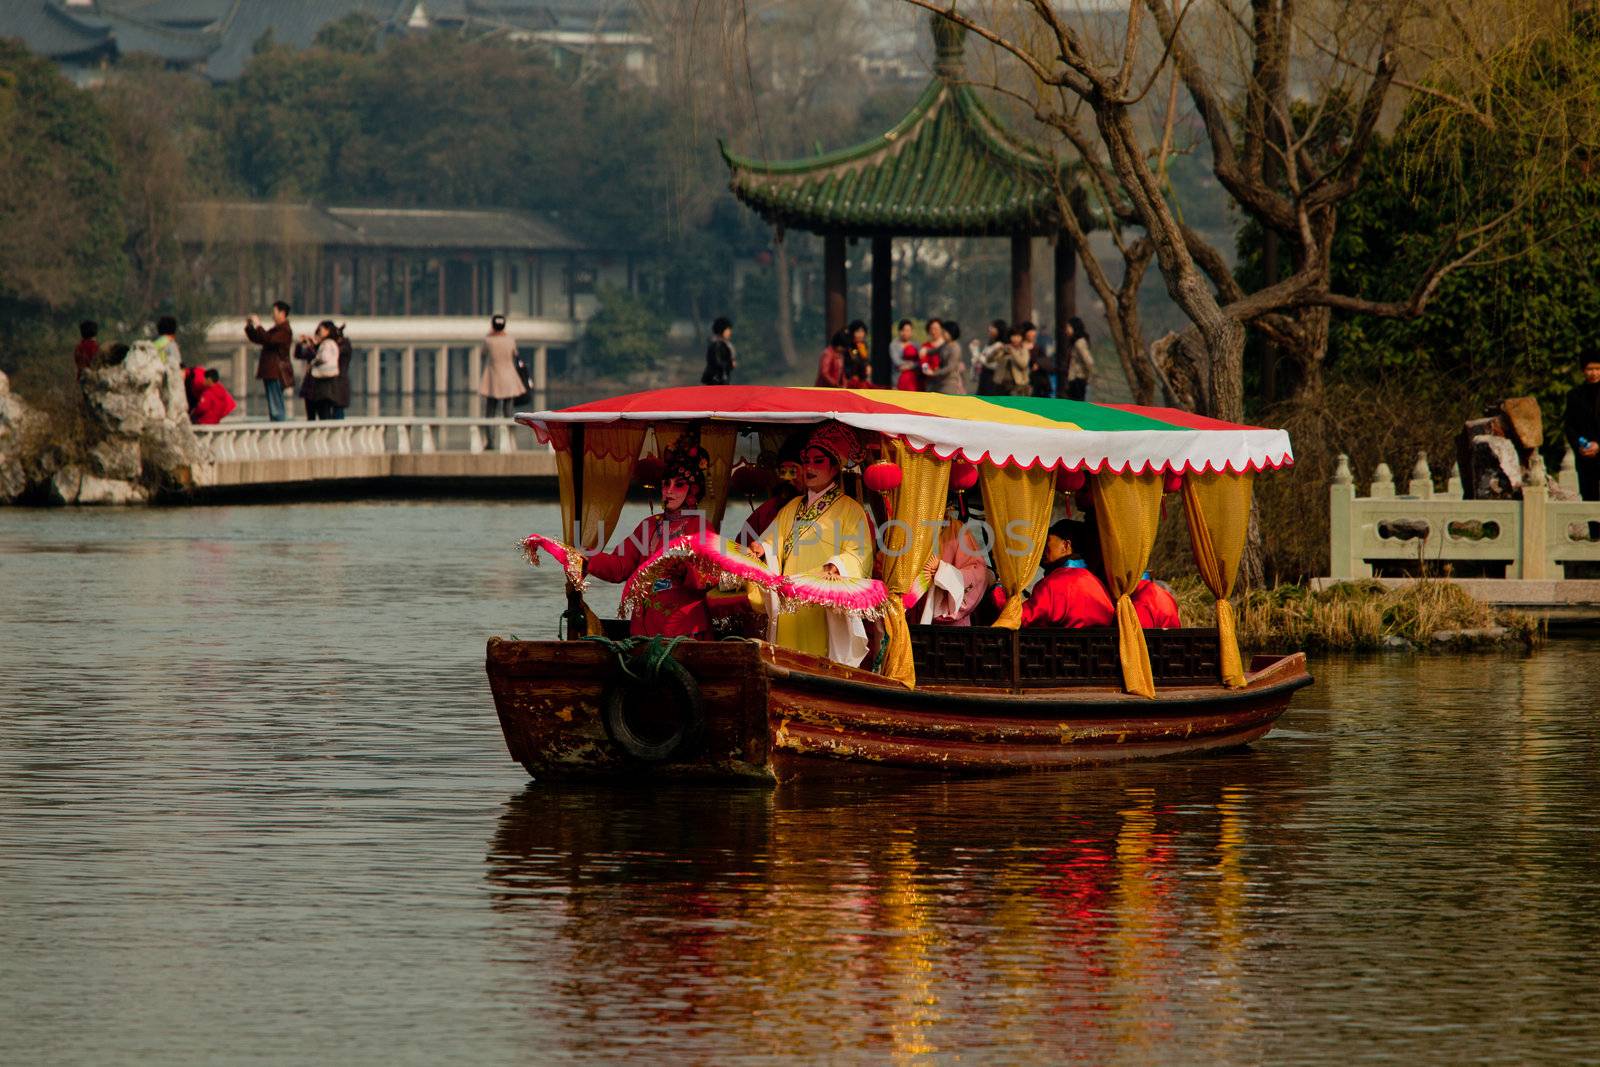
[0,0,645,82]
[180,201,584,252]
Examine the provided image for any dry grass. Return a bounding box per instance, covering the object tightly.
[1167,574,1542,651]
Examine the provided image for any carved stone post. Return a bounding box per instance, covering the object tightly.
[1521,452,1548,579]
[1330,454,1358,579]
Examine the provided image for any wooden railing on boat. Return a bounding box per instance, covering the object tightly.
[593,620,1228,690]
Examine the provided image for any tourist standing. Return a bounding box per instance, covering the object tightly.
[815,330,849,387]
[991,323,1031,396]
[923,320,965,394]
[844,319,871,388]
[895,319,921,391]
[73,321,99,379]
[1020,321,1053,397]
[246,301,294,422]
[479,314,524,418]
[701,317,736,385]
[971,319,1006,396]
[332,324,352,419]
[153,315,189,418]
[302,321,342,421]
[1563,354,1600,501]
[1062,316,1096,401]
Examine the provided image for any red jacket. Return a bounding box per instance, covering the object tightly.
[585,512,713,638]
[1020,563,1115,628]
[73,339,99,378]
[815,346,844,387]
[1131,579,1181,629]
[190,382,237,425]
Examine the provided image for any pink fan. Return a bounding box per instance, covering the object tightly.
[519,532,586,591]
[620,533,783,617]
[778,572,889,619]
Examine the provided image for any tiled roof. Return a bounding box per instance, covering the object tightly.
[722,18,1076,238]
[178,200,584,252]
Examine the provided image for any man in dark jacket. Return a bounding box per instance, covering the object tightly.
[701,317,735,385]
[245,300,294,421]
[1564,354,1600,500]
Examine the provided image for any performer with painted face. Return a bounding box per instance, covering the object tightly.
[750,421,875,665]
[581,436,715,638]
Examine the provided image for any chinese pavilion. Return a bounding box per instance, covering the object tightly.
[721,15,1083,387]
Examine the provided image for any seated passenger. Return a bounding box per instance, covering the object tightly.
[737,440,801,549]
[1019,519,1114,628]
[750,421,875,665]
[582,437,715,638]
[1130,573,1181,629]
[908,511,992,626]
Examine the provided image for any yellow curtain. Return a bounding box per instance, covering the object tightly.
[879,441,952,687]
[1182,470,1255,688]
[700,424,739,532]
[1090,468,1163,697]
[978,462,1056,629]
[555,423,646,551]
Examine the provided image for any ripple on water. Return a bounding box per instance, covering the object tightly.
[3,501,1599,1065]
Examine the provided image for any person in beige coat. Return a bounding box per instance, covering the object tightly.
[479,315,525,417]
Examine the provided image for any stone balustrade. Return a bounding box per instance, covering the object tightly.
[191,416,531,461]
[187,416,555,493]
[1330,449,1600,579]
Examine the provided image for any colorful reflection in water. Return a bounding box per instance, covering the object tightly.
[4,502,1600,1064]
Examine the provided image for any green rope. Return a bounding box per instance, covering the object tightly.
[582,634,690,684]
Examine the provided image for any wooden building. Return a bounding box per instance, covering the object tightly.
[180,200,641,323]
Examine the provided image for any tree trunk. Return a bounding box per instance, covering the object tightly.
[772,241,799,370]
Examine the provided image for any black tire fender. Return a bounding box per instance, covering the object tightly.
[601,653,707,762]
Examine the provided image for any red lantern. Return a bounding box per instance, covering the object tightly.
[1057,468,1087,492]
[729,463,777,498]
[634,455,666,488]
[950,461,979,491]
[864,461,903,494]
[1164,471,1184,494]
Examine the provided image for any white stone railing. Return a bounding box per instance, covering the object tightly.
[1330,449,1600,579]
[191,417,545,462]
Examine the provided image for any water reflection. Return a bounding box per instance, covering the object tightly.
[485,753,1325,1060]
[5,503,1600,1064]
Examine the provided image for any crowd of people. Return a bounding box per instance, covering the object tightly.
[71,316,238,426]
[703,314,1098,399]
[579,419,1179,671]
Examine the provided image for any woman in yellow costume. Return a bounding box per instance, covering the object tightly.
[750,422,875,666]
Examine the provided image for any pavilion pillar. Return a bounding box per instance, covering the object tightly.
[870,235,893,387]
[824,233,848,340]
[1010,235,1033,329]
[1054,235,1078,397]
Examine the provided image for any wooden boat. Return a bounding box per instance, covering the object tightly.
[488,385,1309,783]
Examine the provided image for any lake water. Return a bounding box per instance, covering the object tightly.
[2,501,1597,1064]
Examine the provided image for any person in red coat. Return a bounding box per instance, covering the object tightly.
[1015,519,1115,628]
[1130,575,1182,628]
[73,320,99,379]
[582,437,716,638]
[189,370,237,425]
[815,330,849,387]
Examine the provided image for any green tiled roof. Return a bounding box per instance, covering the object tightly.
[721,25,1075,237]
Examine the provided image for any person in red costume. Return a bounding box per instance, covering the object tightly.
[190,369,237,425]
[815,330,849,387]
[1012,519,1115,628]
[581,437,716,638]
[1130,575,1182,628]
[183,365,208,409]
[894,319,922,391]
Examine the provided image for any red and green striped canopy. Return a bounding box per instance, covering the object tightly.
[516,386,1292,475]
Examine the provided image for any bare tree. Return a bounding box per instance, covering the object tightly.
[903,0,1590,420]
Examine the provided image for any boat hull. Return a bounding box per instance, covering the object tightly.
[486,636,1312,783]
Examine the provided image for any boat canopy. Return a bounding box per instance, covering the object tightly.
[515,385,1292,475]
